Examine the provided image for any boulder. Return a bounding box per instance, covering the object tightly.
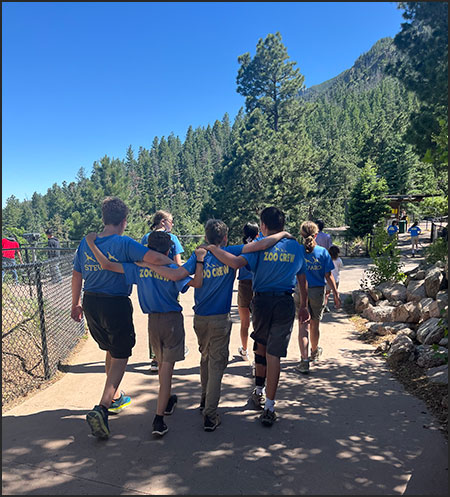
[352,290,371,313]
[375,281,407,302]
[419,298,440,321]
[368,288,383,302]
[436,291,448,314]
[413,270,426,280]
[439,337,448,347]
[415,345,448,368]
[406,280,427,302]
[416,317,444,345]
[362,304,396,322]
[424,267,444,299]
[426,365,448,385]
[386,335,415,366]
[393,301,422,323]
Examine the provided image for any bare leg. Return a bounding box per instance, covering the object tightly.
[309,319,320,354]
[238,306,250,351]
[298,321,310,360]
[265,353,281,401]
[156,361,174,416]
[100,353,128,408]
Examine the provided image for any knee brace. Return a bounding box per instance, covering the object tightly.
[254,353,267,366]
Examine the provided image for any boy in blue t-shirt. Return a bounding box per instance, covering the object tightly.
[146,219,293,432]
[71,196,173,440]
[85,230,205,437]
[141,210,185,373]
[204,207,310,428]
[407,222,422,257]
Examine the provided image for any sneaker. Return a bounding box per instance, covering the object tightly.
[250,388,265,410]
[152,416,169,436]
[86,405,110,439]
[310,347,323,363]
[260,408,276,427]
[108,392,131,414]
[295,359,310,374]
[238,346,249,361]
[149,359,158,373]
[204,414,221,432]
[323,305,330,313]
[164,394,177,415]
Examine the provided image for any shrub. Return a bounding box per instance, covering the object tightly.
[424,237,448,265]
[360,224,405,289]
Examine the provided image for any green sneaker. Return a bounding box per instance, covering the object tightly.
[295,359,310,374]
[86,405,110,439]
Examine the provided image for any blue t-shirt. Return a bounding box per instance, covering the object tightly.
[141,232,184,261]
[240,238,306,293]
[73,235,149,296]
[408,226,421,237]
[303,245,335,288]
[387,224,399,236]
[183,245,243,316]
[238,264,253,281]
[122,262,191,313]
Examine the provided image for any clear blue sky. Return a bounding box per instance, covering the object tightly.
[2,2,404,207]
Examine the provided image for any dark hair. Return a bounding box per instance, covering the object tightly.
[260,207,285,231]
[147,231,173,254]
[328,245,340,260]
[45,228,53,236]
[300,221,319,253]
[316,220,325,231]
[412,221,418,227]
[150,210,172,230]
[205,219,228,245]
[242,222,259,244]
[102,197,129,226]
[392,220,398,226]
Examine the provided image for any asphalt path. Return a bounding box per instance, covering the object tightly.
[2,231,448,495]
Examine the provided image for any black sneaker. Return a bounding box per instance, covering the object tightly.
[164,394,177,415]
[250,388,265,410]
[152,416,168,436]
[260,408,276,427]
[86,405,110,439]
[203,414,221,432]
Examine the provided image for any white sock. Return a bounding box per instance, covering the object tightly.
[264,397,275,412]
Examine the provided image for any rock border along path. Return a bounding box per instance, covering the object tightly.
[2,229,448,495]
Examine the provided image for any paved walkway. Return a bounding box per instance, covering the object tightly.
[2,230,448,495]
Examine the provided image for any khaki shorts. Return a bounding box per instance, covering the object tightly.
[148,311,185,363]
[238,279,253,308]
[411,236,419,248]
[308,286,326,321]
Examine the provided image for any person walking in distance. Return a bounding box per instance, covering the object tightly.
[237,222,259,371]
[71,197,173,439]
[45,228,62,283]
[315,220,332,250]
[296,221,341,375]
[141,210,185,373]
[2,234,23,283]
[323,245,343,312]
[407,222,422,257]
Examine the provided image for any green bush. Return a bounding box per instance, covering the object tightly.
[424,237,448,265]
[360,224,405,289]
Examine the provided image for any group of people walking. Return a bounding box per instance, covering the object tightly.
[71,196,342,440]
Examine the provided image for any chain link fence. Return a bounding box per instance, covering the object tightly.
[2,249,85,407]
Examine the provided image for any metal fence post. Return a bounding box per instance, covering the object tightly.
[35,263,51,379]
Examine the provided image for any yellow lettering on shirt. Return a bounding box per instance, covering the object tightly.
[263,251,295,263]
[203,264,229,280]
[85,264,102,271]
[139,268,169,282]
